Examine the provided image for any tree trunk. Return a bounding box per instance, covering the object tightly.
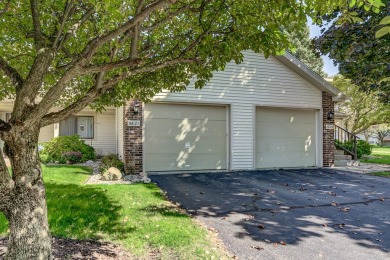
[1,124,52,260]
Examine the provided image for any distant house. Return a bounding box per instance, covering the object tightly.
[1,51,345,173]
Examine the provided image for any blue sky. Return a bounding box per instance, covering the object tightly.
[308,19,339,77]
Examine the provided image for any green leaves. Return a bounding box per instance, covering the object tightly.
[375,26,390,38]
[0,0,380,115]
[315,1,390,103]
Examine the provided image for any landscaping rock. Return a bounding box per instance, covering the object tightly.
[86,171,151,185]
[101,167,122,181]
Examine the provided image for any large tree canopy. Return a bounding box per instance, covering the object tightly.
[314,0,390,103]
[0,0,386,259]
[286,24,327,77]
[333,75,390,134]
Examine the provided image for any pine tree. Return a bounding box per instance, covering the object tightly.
[287,25,327,77]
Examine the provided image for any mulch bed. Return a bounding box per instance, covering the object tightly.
[0,237,133,259]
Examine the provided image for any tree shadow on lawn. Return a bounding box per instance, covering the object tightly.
[46,183,135,241]
[152,169,390,254]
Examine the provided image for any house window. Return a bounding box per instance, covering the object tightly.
[59,116,94,139]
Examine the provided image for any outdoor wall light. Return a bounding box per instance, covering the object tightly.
[327,111,334,120]
[133,104,140,115]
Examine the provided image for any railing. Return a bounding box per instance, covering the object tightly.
[334,125,358,160]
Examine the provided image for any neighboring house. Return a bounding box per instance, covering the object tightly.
[356,133,379,145]
[1,51,345,173]
[0,100,117,155]
[384,137,390,146]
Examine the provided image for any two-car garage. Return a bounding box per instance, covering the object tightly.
[121,51,342,173]
[143,103,318,172]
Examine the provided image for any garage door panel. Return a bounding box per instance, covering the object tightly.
[256,107,317,168]
[256,122,315,138]
[256,109,316,124]
[256,137,315,153]
[146,153,227,171]
[257,152,316,168]
[144,136,226,154]
[145,119,226,138]
[145,103,226,120]
[145,103,227,171]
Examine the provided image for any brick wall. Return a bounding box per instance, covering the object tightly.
[322,92,335,167]
[123,100,143,174]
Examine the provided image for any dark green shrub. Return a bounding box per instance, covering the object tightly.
[335,139,372,159]
[99,154,124,173]
[41,135,96,163]
[62,151,83,164]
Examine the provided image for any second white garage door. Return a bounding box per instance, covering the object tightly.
[256,107,317,168]
[144,103,228,172]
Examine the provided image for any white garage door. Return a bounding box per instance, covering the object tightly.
[144,103,227,172]
[256,107,317,168]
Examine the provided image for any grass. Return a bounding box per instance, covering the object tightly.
[361,146,390,165]
[0,165,228,259]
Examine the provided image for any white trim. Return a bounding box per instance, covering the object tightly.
[318,108,324,167]
[115,108,118,155]
[142,102,146,173]
[226,105,231,170]
[250,104,258,169]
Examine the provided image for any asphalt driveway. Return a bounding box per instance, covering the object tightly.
[151,169,390,260]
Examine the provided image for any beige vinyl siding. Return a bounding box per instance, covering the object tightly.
[152,51,322,170]
[77,110,116,155]
[55,109,116,155]
[39,125,54,143]
[117,107,124,160]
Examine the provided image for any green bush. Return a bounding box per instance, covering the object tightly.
[62,151,83,164]
[99,154,124,173]
[41,135,96,163]
[335,139,372,159]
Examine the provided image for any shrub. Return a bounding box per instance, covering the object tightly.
[335,139,372,159]
[62,151,83,164]
[99,154,124,173]
[41,135,96,163]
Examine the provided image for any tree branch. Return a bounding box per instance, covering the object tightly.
[41,57,196,127]
[33,0,175,120]
[52,0,75,49]
[81,58,143,75]
[80,0,173,61]
[0,0,11,19]
[130,1,145,60]
[30,0,45,47]
[12,49,55,119]
[142,4,192,32]
[57,6,95,52]
[104,58,196,88]
[0,57,24,90]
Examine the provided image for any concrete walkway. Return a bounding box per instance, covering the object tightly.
[332,163,390,174]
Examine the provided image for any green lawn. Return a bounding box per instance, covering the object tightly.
[361,146,390,165]
[0,165,228,259]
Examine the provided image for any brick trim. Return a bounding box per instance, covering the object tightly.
[322,92,335,167]
[123,100,143,174]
